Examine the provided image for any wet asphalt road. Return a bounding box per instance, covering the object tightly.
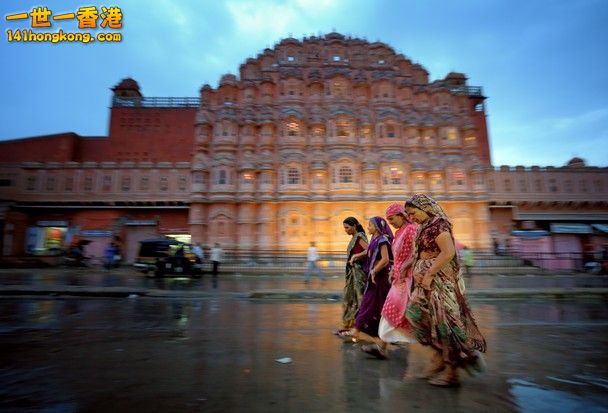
[1,294,607,413]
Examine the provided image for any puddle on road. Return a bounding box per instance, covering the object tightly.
[508,378,608,413]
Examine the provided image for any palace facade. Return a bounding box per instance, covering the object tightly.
[1,33,607,263]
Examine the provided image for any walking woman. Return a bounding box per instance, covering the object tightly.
[337,217,368,334]
[377,203,418,345]
[404,194,486,387]
[347,217,393,358]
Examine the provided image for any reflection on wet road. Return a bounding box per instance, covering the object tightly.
[1,296,607,412]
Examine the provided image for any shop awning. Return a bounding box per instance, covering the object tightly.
[592,224,608,233]
[511,230,550,238]
[550,223,593,234]
[516,213,608,221]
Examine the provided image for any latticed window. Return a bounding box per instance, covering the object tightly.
[64,177,74,192]
[102,175,112,192]
[339,166,353,183]
[178,175,188,191]
[26,175,36,191]
[159,176,169,191]
[84,176,93,191]
[121,176,131,191]
[46,176,56,191]
[287,168,300,185]
[139,176,149,191]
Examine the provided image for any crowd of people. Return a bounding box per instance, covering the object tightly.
[334,194,487,388]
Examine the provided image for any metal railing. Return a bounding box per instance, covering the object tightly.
[112,96,200,108]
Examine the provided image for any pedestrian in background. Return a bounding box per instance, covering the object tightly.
[461,246,475,277]
[210,243,223,277]
[304,241,325,284]
[192,242,205,264]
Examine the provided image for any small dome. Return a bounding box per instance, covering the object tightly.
[112,78,140,91]
[219,74,238,87]
[566,157,586,167]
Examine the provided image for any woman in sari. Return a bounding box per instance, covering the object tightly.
[348,217,393,359]
[337,217,368,333]
[404,194,486,387]
[377,203,418,345]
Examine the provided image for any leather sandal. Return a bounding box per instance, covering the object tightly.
[361,344,388,360]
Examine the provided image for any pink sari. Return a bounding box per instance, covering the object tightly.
[380,222,417,330]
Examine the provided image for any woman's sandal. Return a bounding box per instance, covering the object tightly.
[361,344,388,360]
[463,350,487,377]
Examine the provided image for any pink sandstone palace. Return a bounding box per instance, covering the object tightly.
[0,33,607,266]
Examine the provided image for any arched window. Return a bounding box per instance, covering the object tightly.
[218,170,227,185]
[338,166,353,183]
[287,168,300,185]
[336,118,351,138]
[332,81,346,97]
[286,121,299,136]
[389,167,402,185]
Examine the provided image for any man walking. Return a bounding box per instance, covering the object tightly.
[304,241,325,283]
[210,243,223,277]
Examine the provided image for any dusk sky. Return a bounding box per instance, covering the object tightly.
[1,0,607,167]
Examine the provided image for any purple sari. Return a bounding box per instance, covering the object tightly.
[355,217,393,336]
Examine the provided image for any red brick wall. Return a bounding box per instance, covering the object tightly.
[105,107,197,163]
[0,133,79,162]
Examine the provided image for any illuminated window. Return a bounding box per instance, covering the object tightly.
[338,166,353,183]
[333,81,346,97]
[287,122,299,136]
[312,126,324,137]
[453,172,465,186]
[390,167,402,185]
[336,119,350,138]
[287,168,300,185]
[385,125,396,138]
[447,129,457,141]
[465,135,476,143]
[431,174,443,187]
[242,173,253,184]
[361,126,371,139]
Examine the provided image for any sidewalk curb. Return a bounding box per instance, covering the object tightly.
[1,286,607,300]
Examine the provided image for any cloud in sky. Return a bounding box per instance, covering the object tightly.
[0,0,607,167]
